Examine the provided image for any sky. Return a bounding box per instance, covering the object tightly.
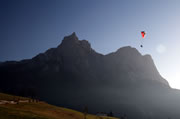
[0,0,180,89]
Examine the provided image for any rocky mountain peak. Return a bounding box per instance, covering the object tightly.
[60,32,79,45]
[58,32,92,53]
[79,40,91,51]
[112,46,142,58]
[117,46,141,54]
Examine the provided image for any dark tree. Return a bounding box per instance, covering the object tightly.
[107,111,114,117]
[83,106,88,119]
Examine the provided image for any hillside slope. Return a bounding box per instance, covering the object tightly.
[0,93,118,119]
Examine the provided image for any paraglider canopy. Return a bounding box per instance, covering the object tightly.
[141,31,146,38]
[140,31,146,48]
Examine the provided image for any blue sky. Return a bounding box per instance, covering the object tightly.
[0,0,180,89]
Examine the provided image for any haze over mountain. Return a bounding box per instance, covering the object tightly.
[0,33,180,119]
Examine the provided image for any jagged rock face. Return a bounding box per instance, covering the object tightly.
[0,33,180,119]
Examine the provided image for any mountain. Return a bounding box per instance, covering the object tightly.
[0,32,180,119]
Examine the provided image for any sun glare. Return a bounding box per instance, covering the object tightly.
[169,73,180,89]
[156,44,166,54]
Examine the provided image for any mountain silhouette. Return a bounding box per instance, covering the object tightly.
[0,32,180,119]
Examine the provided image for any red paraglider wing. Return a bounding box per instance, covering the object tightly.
[141,31,146,38]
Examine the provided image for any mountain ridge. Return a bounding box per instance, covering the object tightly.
[35,32,169,87]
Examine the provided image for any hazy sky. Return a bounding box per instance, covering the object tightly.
[0,0,180,89]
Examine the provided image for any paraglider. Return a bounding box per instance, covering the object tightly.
[140,31,146,48]
[141,31,146,38]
